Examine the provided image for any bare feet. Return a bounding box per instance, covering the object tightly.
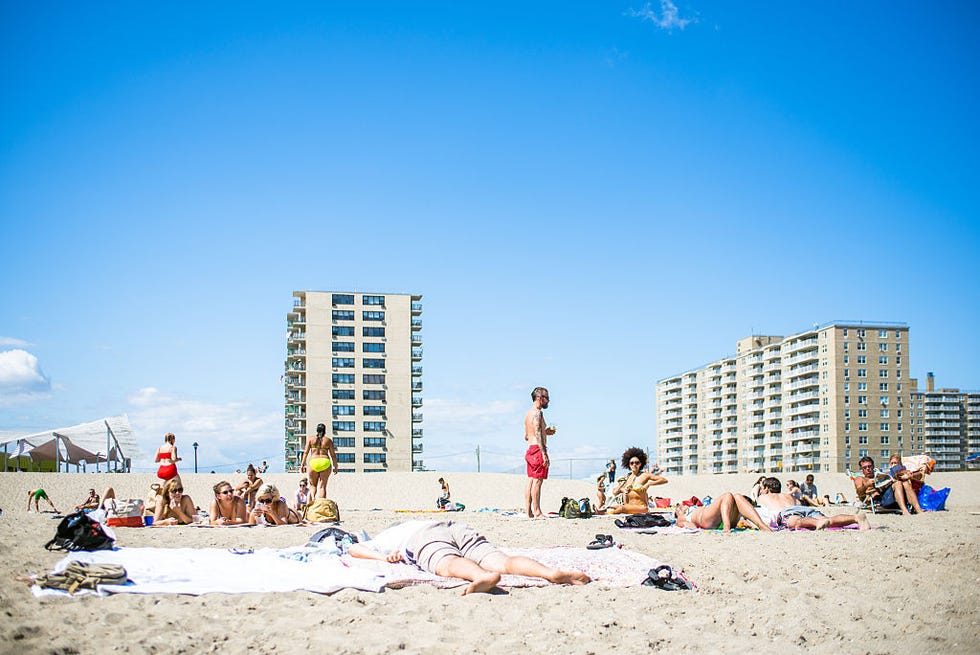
[813,517,831,530]
[462,572,501,595]
[856,511,872,531]
[549,570,590,586]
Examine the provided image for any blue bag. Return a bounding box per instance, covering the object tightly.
[917,485,950,512]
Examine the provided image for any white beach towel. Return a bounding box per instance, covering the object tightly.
[32,546,385,597]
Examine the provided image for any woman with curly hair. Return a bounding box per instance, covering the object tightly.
[605,447,667,514]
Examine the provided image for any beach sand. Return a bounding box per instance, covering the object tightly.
[1,471,977,654]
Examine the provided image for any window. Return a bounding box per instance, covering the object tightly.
[363,406,385,416]
[363,390,386,401]
[878,343,888,352]
[880,449,889,458]
[362,295,385,306]
[843,355,849,364]
[845,435,850,444]
[857,329,866,338]
[332,357,355,368]
[364,421,386,432]
[895,330,902,339]
[857,342,866,351]
[896,370,902,379]
[332,421,355,432]
[880,383,889,391]
[858,382,867,391]
[363,327,385,337]
[363,374,385,385]
[857,356,867,364]
[844,369,850,379]
[332,405,355,416]
[332,310,355,321]
[364,453,386,464]
[879,356,888,365]
[363,358,385,369]
[843,382,850,392]
[332,373,355,384]
[881,434,890,444]
[880,395,889,404]
[880,423,889,431]
[362,311,385,321]
[332,389,355,400]
[843,342,849,351]
[843,395,849,404]
[878,329,887,338]
[336,452,355,464]
[843,328,849,337]
[845,449,851,459]
[858,409,868,418]
[857,369,867,378]
[332,294,354,305]
[843,409,850,419]
[859,449,868,457]
[332,326,355,337]
[896,356,902,366]
[895,343,902,353]
[363,437,386,448]
[363,342,385,353]
[333,342,355,352]
[334,437,355,448]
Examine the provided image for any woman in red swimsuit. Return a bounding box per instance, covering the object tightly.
[155,432,181,483]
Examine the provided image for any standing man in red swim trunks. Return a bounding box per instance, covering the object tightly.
[524,387,555,518]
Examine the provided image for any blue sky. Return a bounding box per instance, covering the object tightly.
[2,2,978,476]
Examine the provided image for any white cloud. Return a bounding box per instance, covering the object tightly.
[628,1,695,32]
[127,387,281,472]
[0,336,32,347]
[0,349,51,405]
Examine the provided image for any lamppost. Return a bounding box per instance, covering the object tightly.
[193,442,199,473]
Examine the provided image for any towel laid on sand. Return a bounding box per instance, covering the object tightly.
[32,546,385,597]
[345,546,679,589]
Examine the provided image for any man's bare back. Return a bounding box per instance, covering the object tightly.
[524,407,547,448]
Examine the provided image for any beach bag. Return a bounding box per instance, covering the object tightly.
[106,499,145,527]
[35,561,129,595]
[559,497,592,519]
[304,498,341,523]
[653,497,672,508]
[45,511,115,552]
[917,485,950,512]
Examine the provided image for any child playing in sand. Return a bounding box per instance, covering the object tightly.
[756,478,870,530]
[348,520,591,595]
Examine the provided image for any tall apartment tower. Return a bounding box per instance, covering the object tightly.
[907,374,980,471]
[285,291,423,473]
[656,322,910,475]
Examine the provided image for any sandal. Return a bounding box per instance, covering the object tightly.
[642,565,692,591]
[587,534,614,550]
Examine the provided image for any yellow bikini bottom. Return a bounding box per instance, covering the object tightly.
[309,457,332,473]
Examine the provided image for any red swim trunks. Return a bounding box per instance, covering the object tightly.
[525,445,548,480]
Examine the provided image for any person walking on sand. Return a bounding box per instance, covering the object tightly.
[155,432,182,485]
[524,387,555,518]
[300,423,338,500]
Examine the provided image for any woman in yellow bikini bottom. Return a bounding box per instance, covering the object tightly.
[309,456,332,473]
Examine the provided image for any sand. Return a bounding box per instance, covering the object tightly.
[1,470,978,654]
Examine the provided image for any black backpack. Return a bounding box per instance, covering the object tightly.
[614,513,671,529]
[45,511,116,552]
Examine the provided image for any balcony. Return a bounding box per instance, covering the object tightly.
[412,429,423,438]
[411,302,423,315]
[412,382,423,391]
[288,331,306,342]
[411,318,422,331]
[413,458,424,470]
[412,365,423,376]
[412,444,423,453]
[412,413,423,422]
[411,335,423,346]
[412,396,423,407]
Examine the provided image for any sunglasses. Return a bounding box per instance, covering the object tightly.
[629,460,641,465]
[257,497,272,503]
[219,489,234,495]
[174,488,184,493]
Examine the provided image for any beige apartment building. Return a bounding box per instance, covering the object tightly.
[285,291,423,473]
[907,374,980,471]
[656,322,911,475]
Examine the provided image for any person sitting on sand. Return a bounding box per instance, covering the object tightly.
[74,488,100,512]
[674,492,773,533]
[235,464,263,508]
[154,478,197,525]
[294,478,311,513]
[348,520,591,595]
[248,483,301,525]
[798,474,826,506]
[209,480,248,525]
[27,487,59,513]
[756,478,870,530]
[595,474,607,511]
[852,456,923,516]
[437,477,452,509]
[604,447,667,515]
[750,476,767,502]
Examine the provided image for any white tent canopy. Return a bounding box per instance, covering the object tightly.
[1,415,139,471]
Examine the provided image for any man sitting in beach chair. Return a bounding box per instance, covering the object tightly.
[348,520,591,595]
[757,478,870,530]
[74,489,101,512]
[852,456,923,516]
